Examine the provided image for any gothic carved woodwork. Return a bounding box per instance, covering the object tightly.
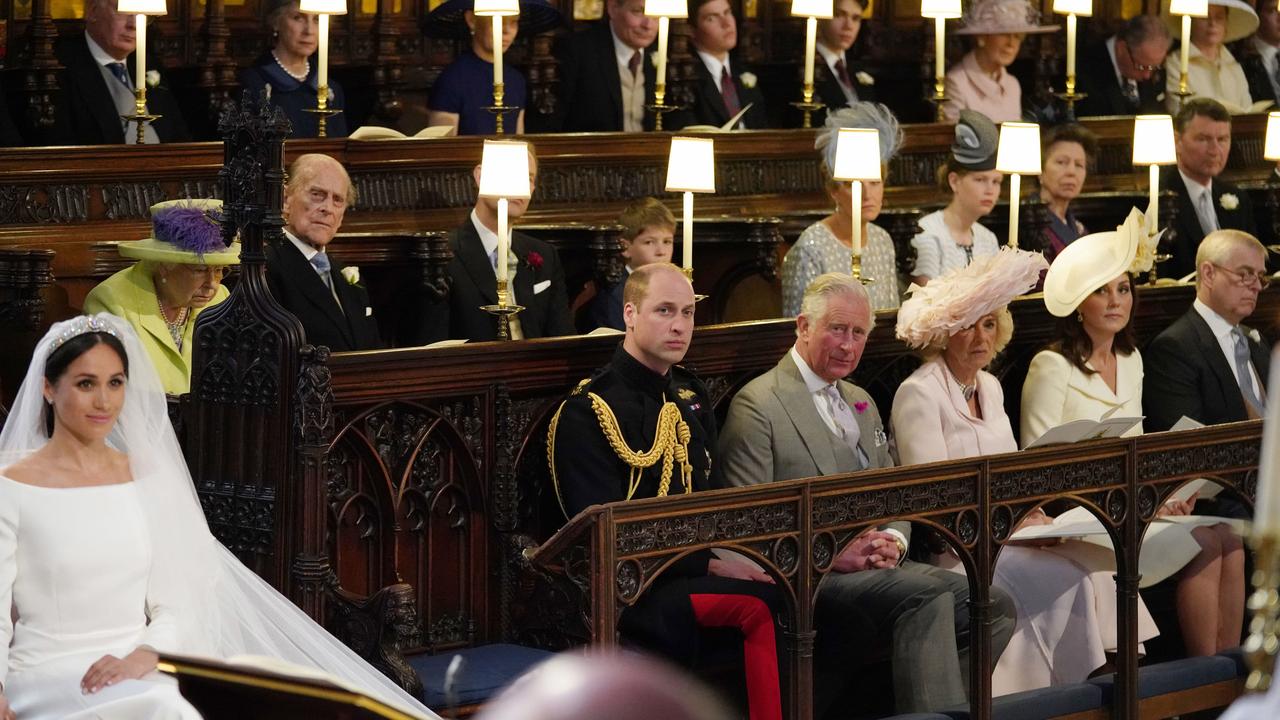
[587,225,625,289]
[0,247,55,329]
[328,582,427,700]
[195,0,238,127]
[410,232,454,302]
[17,0,60,129]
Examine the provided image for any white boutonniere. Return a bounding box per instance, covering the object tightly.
[340,266,361,287]
[146,69,161,88]
[1220,193,1239,211]
[739,72,757,89]
[855,70,875,86]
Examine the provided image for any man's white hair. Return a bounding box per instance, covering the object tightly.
[798,273,872,334]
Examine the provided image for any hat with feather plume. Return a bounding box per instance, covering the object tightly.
[118,199,241,265]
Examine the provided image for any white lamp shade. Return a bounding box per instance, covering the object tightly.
[117,0,166,14]
[645,0,688,18]
[1132,115,1177,165]
[1266,112,1280,161]
[832,129,882,181]
[666,137,716,193]
[300,0,348,14]
[920,0,962,19]
[478,141,532,199]
[791,0,833,19]
[1052,0,1092,16]
[474,0,520,16]
[995,122,1042,175]
[1169,0,1209,17]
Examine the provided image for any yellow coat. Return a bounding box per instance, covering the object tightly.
[82,263,230,395]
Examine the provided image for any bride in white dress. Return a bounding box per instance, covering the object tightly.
[0,315,439,720]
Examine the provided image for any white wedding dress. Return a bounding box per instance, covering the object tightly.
[0,475,201,719]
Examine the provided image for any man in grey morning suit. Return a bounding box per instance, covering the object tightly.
[716,273,1014,716]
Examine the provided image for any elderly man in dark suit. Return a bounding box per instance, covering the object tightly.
[716,272,1014,716]
[538,0,658,132]
[1145,229,1271,432]
[411,144,573,343]
[1162,98,1258,280]
[673,0,767,129]
[41,0,189,145]
[1074,15,1170,117]
[266,153,382,352]
[1240,0,1280,107]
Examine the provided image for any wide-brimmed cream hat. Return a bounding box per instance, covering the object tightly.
[118,199,242,265]
[1161,0,1258,45]
[954,0,1059,36]
[1043,208,1144,318]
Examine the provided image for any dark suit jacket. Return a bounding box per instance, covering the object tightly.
[542,21,658,133]
[411,219,574,343]
[1074,41,1165,118]
[1143,307,1271,432]
[1239,40,1280,109]
[810,52,877,127]
[585,277,625,332]
[42,35,190,145]
[265,239,383,352]
[671,53,768,130]
[1162,169,1258,280]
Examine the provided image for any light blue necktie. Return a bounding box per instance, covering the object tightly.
[310,252,334,292]
[1233,328,1265,414]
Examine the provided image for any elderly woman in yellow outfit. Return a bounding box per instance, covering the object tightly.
[83,200,240,395]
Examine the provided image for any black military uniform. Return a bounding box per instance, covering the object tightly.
[549,344,784,680]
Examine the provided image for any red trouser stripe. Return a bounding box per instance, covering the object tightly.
[688,593,782,720]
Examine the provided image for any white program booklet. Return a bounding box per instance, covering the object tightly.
[1024,416,1144,449]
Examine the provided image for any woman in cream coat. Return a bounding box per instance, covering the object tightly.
[1024,211,1245,658]
[893,245,1162,695]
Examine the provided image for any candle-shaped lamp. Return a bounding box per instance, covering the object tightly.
[475,0,520,133]
[921,0,962,118]
[831,127,881,282]
[116,0,167,145]
[1169,0,1209,98]
[645,0,688,129]
[478,140,532,340]
[665,137,716,276]
[995,122,1042,249]
[1132,115,1176,234]
[1264,111,1280,164]
[1052,0,1092,96]
[791,0,834,128]
[300,0,348,137]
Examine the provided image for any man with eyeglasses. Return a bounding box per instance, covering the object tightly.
[1144,229,1271,436]
[1075,15,1171,117]
[1163,98,1259,281]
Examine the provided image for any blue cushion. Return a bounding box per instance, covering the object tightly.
[1089,655,1239,701]
[939,681,1104,720]
[410,643,555,708]
[1219,646,1247,676]
[877,714,951,720]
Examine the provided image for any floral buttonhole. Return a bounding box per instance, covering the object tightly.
[146,69,161,88]
[1219,193,1239,211]
[525,251,544,270]
[340,266,362,287]
[853,401,868,414]
[740,72,757,89]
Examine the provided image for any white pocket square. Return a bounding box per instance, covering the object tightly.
[365,307,373,317]
[533,280,551,295]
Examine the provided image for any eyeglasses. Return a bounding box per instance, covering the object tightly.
[1122,41,1161,73]
[1210,263,1271,289]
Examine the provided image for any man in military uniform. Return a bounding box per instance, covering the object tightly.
[549,263,784,720]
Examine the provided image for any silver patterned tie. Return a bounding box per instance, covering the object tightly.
[1233,328,1265,414]
[822,385,867,470]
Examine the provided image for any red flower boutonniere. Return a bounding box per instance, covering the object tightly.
[525,251,544,271]
[853,401,869,415]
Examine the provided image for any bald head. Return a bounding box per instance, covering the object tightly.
[283,154,352,249]
[622,263,696,374]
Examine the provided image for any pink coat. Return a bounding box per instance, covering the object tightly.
[942,51,1023,124]
[891,357,1018,465]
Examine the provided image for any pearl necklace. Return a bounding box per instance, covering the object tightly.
[156,295,190,351]
[272,51,310,83]
[945,360,977,403]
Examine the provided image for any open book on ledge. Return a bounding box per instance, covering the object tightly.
[350,125,457,140]
[1023,415,1144,449]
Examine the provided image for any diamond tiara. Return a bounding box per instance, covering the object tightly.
[48,316,120,353]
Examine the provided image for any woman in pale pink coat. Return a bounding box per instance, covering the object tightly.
[943,0,1058,123]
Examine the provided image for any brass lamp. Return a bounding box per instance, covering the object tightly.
[921,0,961,123]
[1169,0,1209,105]
[1246,347,1280,692]
[831,127,880,284]
[475,0,521,134]
[116,0,167,145]
[1052,0,1091,116]
[644,0,688,131]
[665,136,716,283]
[994,122,1041,249]
[791,0,833,129]
[299,0,347,138]
[478,140,532,340]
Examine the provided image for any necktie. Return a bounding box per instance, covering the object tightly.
[1233,328,1266,414]
[834,58,853,91]
[628,50,642,80]
[720,66,741,116]
[107,62,131,89]
[821,385,867,469]
[310,252,335,292]
[1197,189,1219,234]
[1122,79,1139,107]
[489,248,499,271]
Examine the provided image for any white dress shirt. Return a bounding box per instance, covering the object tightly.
[1193,298,1264,400]
[610,27,646,133]
[696,50,732,93]
[85,32,158,144]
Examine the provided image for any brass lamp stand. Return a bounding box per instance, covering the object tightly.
[1245,533,1280,691]
[791,82,825,130]
[302,85,343,138]
[483,82,517,135]
[480,278,525,341]
[122,88,161,145]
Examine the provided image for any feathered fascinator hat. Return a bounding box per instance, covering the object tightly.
[896,248,1049,349]
[816,103,904,177]
[118,199,241,265]
[1043,207,1147,317]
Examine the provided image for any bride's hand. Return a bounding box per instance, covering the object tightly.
[0,688,15,720]
[80,648,159,694]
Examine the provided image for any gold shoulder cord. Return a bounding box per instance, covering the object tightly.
[548,392,694,519]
